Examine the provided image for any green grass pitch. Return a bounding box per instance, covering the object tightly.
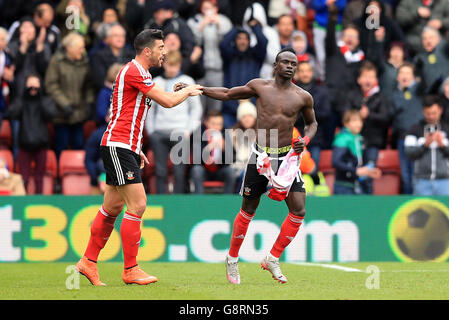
[1,262,449,300]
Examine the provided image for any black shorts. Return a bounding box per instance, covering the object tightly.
[240,144,305,199]
[100,146,142,186]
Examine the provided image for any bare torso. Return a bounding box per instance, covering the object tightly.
[251,79,311,148]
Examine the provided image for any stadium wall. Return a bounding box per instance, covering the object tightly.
[1,195,449,263]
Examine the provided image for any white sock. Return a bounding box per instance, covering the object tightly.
[268,253,279,261]
[227,254,238,263]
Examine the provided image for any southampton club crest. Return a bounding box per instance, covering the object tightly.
[126,171,135,181]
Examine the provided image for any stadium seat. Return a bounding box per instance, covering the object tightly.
[203,181,225,194]
[318,150,335,194]
[0,149,14,171]
[374,149,401,195]
[0,120,12,149]
[59,150,91,195]
[23,150,57,195]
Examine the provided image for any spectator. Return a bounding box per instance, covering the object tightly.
[55,0,91,46]
[230,100,257,191]
[146,50,203,194]
[291,30,319,80]
[355,0,404,59]
[85,112,108,194]
[145,0,196,60]
[0,157,26,195]
[414,27,449,95]
[294,60,331,170]
[343,61,389,193]
[190,110,235,193]
[396,0,449,56]
[332,109,381,194]
[187,0,233,111]
[91,24,133,91]
[242,2,279,80]
[7,74,55,194]
[220,25,267,128]
[405,95,449,196]
[368,29,407,100]
[92,7,120,46]
[390,62,424,194]
[313,0,347,80]
[96,62,122,125]
[45,32,95,158]
[323,4,364,148]
[439,76,449,124]
[8,2,61,54]
[276,14,295,49]
[7,17,52,96]
[151,31,205,81]
[0,27,13,124]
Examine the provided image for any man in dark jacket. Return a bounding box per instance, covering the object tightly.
[294,60,331,167]
[219,22,268,128]
[90,24,134,92]
[190,110,235,193]
[343,61,390,194]
[7,74,55,194]
[323,4,364,148]
[405,95,449,195]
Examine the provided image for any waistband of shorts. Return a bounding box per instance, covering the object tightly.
[255,143,291,156]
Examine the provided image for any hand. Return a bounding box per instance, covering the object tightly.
[139,151,149,169]
[2,65,15,81]
[185,84,203,96]
[356,166,382,179]
[36,27,46,52]
[173,82,188,92]
[19,32,31,53]
[418,7,431,19]
[293,138,306,154]
[190,46,203,63]
[424,132,434,147]
[248,19,259,27]
[374,26,385,42]
[427,19,442,29]
[326,0,336,6]
[360,105,369,119]
[433,131,445,147]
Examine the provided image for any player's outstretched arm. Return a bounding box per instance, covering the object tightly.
[146,83,203,108]
[174,79,259,101]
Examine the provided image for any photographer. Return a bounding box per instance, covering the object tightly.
[405,95,449,195]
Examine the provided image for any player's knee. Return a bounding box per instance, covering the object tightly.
[129,198,147,216]
[290,208,306,218]
[105,201,125,216]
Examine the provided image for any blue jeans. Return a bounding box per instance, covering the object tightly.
[359,147,379,194]
[397,139,414,194]
[54,123,84,159]
[308,145,321,170]
[333,183,356,195]
[414,179,449,196]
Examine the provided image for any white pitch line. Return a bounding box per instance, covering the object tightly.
[291,262,363,273]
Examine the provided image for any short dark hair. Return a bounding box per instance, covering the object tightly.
[134,28,164,54]
[358,60,377,77]
[205,109,223,120]
[423,95,442,109]
[398,61,415,74]
[275,47,296,62]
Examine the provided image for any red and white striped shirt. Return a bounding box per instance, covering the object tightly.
[101,59,155,154]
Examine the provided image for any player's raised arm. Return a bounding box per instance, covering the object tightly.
[146,82,203,108]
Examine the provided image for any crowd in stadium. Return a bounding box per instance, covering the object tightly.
[0,0,449,196]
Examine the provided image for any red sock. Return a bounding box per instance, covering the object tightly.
[270,212,304,258]
[120,211,142,269]
[84,206,117,262]
[228,208,255,258]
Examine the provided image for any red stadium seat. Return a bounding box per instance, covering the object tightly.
[318,150,335,194]
[0,120,12,149]
[83,120,97,141]
[146,150,174,194]
[374,149,401,195]
[59,150,91,195]
[203,181,225,194]
[0,149,14,171]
